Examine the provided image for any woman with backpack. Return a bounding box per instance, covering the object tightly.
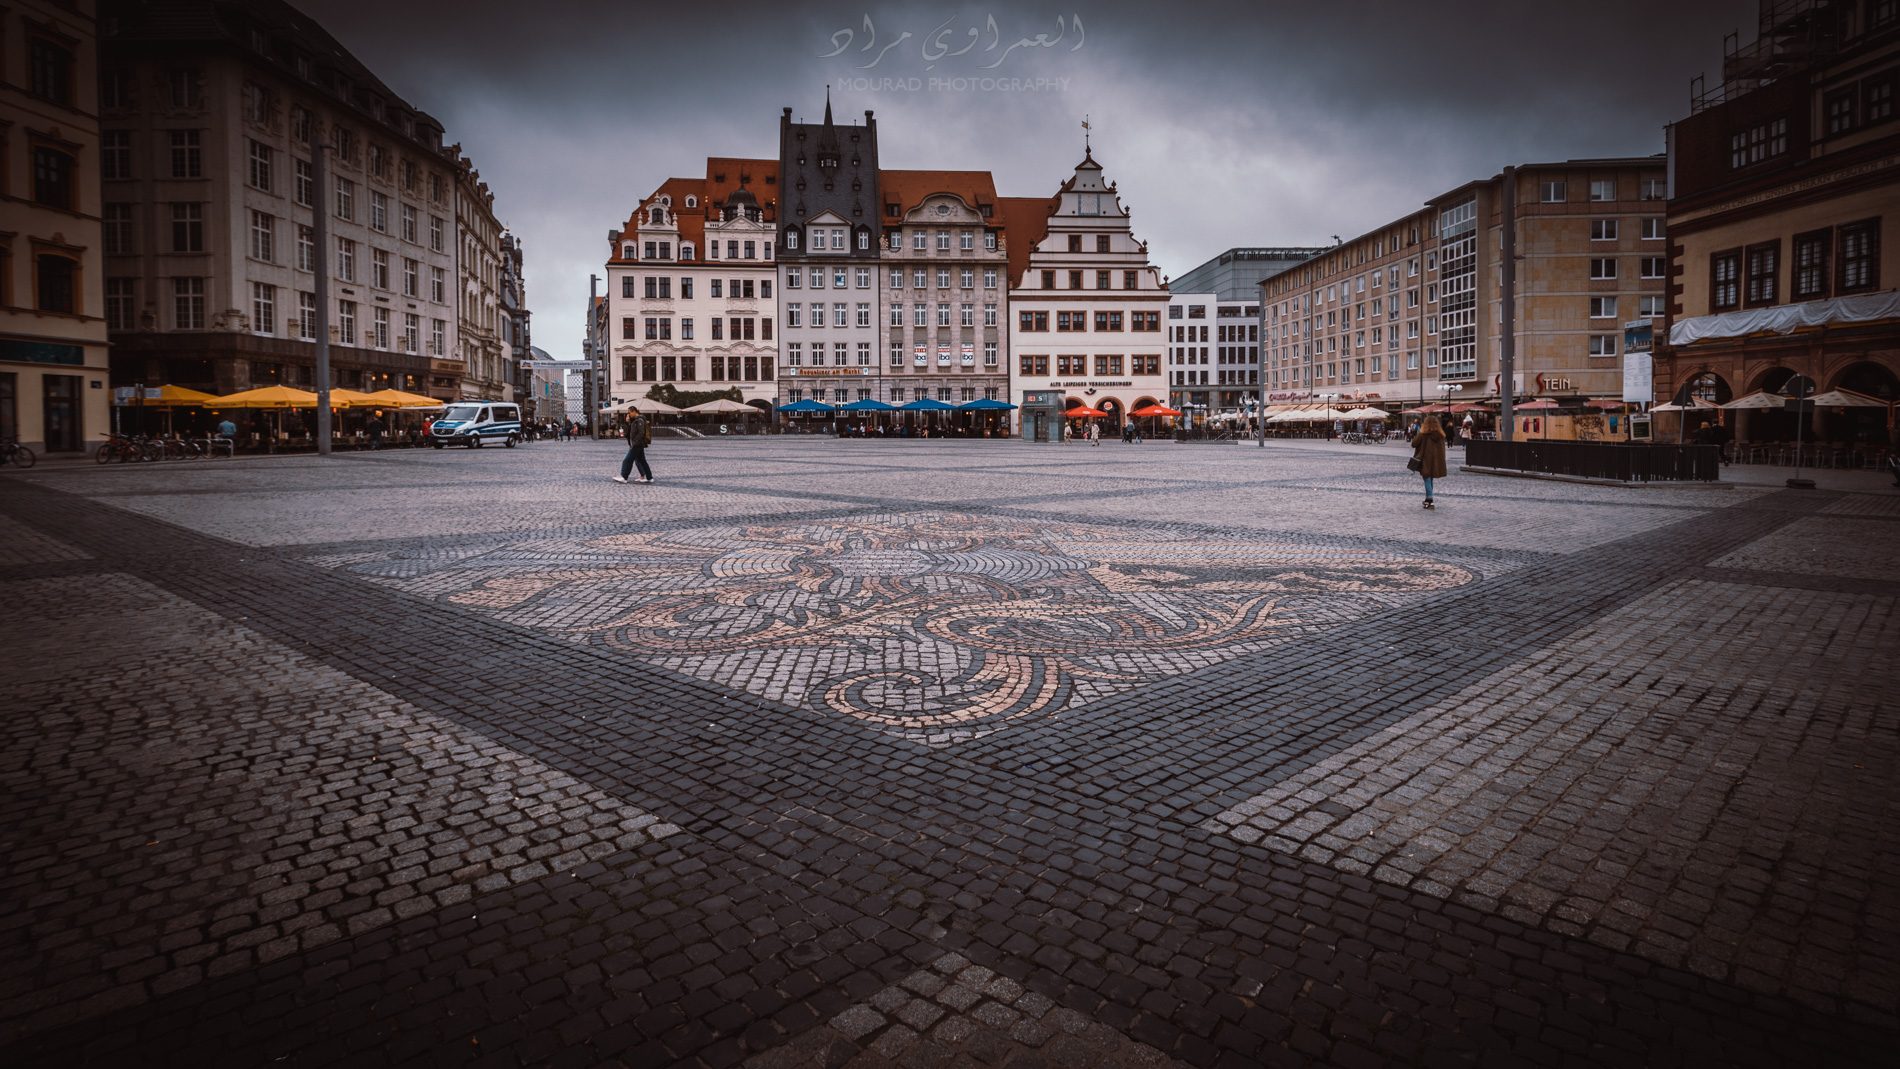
[613,407,654,483]
[1409,414,1448,509]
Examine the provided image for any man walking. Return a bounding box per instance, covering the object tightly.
[613,407,654,483]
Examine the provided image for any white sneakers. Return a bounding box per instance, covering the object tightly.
[611,475,627,483]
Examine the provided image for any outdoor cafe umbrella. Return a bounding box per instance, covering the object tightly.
[364,388,445,409]
[777,398,834,413]
[1804,388,1889,408]
[685,398,758,415]
[840,398,896,412]
[1340,406,1390,421]
[207,384,320,450]
[603,398,683,415]
[1065,405,1107,418]
[1717,392,1782,410]
[1513,399,1562,411]
[957,398,1016,411]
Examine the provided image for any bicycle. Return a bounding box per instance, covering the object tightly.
[1,436,35,468]
[95,432,155,463]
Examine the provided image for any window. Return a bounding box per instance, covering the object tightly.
[402,258,418,297]
[858,303,872,327]
[983,268,997,288]
[335,177,355,221]
[960,303,974,327]
[1589,258,1618,280]
[1744,242,1779,306]
[430,216,444,252]
[401,205,417,243]
[336,238,357,282]
[1589,179,1615,202]
[34,254,77,314]
[1641,218,1663,241]
[984,342,997,366]
[370,191,388,232]
[1131,311,1161,332]
[171,203,204,253]
[1124,271,1139,290]
[1019,355,1049,376]
[961,268,974,289]
[105,278,135,330]
[298,292,317,339]
[937,268,951,289]
[169,68,203,109]
[961,230,975,250]
[1729,118,1788,168]
[1096,270,1111,290]
[937,303,951,327]
[1589,297,1617,319]
[984,303,997,327]
[1067,234,1082,253]
[174,277,205,330]
[167,130,201,179]
[1838,219,1879,293]
[984,232,997,251]
[856,267,870,288]
[29,34,75,105]
[1865,71,1895,124]
[1590,219,1618,241]
[1068,271,1083,289]
[251,282,276,334]
[103,204,133,254]
[294,158,313,206]
[432,319,445,355]
[1588,335,1617,357]
[913,302,927,327]
[1640,256,1666,279]
[102,131,131,180]
[371,248,389,289]
[621,316,637,340]
[1094,310,1124,332]
[857,232,869,250]
[890,304,904,327]
[1638,295,1665,317]
[431,266,445,303]
[337,301,356,344]
[32,146,75,210]
[1540,179,1566,202]
[1710,249,1741,310]
[1640,176,1666,200]
[785,302,800,328]
[1792,230,1830,300]
[1019,310,1049,332]
[1826,88,1859,135]
[1057,311,1085,332]
[834,268,848,288]
[373,307,390,349]
[248,140,272,192]
[249,210,274,262]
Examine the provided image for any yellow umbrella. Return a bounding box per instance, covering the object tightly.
[326,388,383,408]
[363,388,446,409]
[208,385,320,408]
[144,384,221,407]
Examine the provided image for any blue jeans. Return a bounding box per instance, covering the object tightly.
[620,446,652,481]
[1423,476,1435,499]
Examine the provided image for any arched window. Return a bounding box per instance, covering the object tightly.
[621,243,634,259]
[685,195,697,208]
[679,242,694,261]
[649,208,663,225]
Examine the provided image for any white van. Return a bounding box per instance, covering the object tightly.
[429,402,522,448]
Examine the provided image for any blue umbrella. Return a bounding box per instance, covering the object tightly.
[840,398,897,412]
[777,399,834,413]
[898,398,956,412]
[956,398,1016,411]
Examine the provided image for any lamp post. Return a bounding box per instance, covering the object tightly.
[1782,374,1816,489]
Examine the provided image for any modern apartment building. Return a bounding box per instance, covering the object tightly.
[604,159,781,412]
[1006,148,1170,430]
[776,99,881,408]
[99,0,465,401]
[1262,157,1669,408]
[876,170,1009,414]
[1172,247,1325,301]
[1,0,108,454]
[1663,0,1899,441]
[1166,292,1216,416]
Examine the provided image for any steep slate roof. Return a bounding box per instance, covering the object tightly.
[878,169,998,216]
[995,195,1060,288]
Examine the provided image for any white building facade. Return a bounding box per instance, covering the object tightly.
[1007,149,1170,430]
[1166,292,1216,417]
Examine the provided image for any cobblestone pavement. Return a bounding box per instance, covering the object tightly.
[2,438,1896,1067]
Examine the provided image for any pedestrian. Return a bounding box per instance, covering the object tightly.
[216,416,237,443]
[366,412,386,450]
[1410,414,1448,509]
[1089,421,1100,447]
[614,407,654,483]
[1461,413,1475,442]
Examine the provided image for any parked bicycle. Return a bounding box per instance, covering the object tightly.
[95,432,161,464]
[1,436,35,468]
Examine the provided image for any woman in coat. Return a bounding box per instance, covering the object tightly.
[1412,414,1448,509]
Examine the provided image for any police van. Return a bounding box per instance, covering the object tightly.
[429,402,522,448]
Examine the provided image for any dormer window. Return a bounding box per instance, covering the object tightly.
[649,207,663,224]
[685,195,697,208]
[786,230,798,250]
[621,243,634,258]
[680,242,694,260]
[660,195,671,207]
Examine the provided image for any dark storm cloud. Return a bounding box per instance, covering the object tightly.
[295,0,1754,359]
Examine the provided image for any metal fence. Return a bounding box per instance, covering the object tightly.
[1465,440,1720,482]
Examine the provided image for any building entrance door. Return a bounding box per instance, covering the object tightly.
[42,375,82,452]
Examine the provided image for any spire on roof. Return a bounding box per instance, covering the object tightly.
[824,85,833,127]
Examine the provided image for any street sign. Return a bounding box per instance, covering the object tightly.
[522,360,587,370]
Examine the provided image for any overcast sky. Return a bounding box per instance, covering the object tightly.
[298,0,1755,362]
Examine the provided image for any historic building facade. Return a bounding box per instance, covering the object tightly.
[99,0,465,402]
[876,170,1009,416]
[604,159,781,413]
[499,231,529,407]
[1006,149,1170,430]
[454,151,505,400]
[1262,157,1669,410]
[1663,0,1899,440]
[776,100,881,408]
[1,0,109,453]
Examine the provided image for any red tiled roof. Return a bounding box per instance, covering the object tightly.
[610,177,705,258]
[877,169,998,218]
[995,195,1059,288]
[704,157,780,223]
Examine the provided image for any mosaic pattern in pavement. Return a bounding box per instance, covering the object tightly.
[316,511,1476,744]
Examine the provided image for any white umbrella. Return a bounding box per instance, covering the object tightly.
[1805,388,1889,408]
[602,398,683,415]
[1717,392,1784,410]
[684,398,759,415]
[1341,406,1390,421]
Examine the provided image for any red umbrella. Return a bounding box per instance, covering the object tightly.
[1449,402,1493,413]
[1513,399,1562,411]
[1067,406,1108,418]
[1131,404,1181,418]
[1583,398,1627,409]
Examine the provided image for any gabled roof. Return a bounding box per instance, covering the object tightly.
[610,177,705,257]
[995,195,1060,288]
[878,169,998,218]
